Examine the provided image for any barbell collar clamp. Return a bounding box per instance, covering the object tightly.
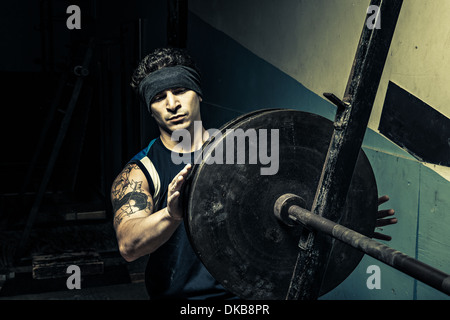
[273,193,306,227]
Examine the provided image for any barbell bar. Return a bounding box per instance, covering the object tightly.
[275,193,450,296]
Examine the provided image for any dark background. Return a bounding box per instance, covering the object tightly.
[1,0,168,211]
[0,0,191,297]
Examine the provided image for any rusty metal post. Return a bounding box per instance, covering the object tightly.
[286,0,404,300]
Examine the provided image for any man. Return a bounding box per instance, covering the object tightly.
[111,47,233,299]
[111,47,396,299]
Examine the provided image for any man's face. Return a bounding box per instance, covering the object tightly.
[149,87,202,134]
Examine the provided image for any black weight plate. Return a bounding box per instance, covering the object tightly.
[184,109,378,299]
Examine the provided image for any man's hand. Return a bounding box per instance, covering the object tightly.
[373,195,397,241]
[166,163,192,220]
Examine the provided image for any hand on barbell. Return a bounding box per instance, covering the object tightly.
[372,195,397,241]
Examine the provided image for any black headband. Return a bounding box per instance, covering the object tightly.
[138,65,203,113]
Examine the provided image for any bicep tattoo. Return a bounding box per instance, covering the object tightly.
[111,163,153,228]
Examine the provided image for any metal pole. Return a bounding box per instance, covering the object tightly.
[286,0,404,300]
[15,39,94,263]
[288,204,450,296]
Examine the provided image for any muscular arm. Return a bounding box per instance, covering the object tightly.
[111,163,191,262]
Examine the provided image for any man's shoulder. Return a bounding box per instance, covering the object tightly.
[130,138,161,162]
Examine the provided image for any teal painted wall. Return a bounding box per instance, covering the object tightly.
[183,11,450,300]
[322,143,450,300]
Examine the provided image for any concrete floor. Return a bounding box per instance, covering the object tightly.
[0,281,148,300]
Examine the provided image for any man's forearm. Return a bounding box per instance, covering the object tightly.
[116,207,182,262]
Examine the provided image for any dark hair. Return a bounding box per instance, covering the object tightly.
[130,47,201,93]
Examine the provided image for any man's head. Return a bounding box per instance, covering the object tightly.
[131,47,201,93]
[131,47,203,135]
